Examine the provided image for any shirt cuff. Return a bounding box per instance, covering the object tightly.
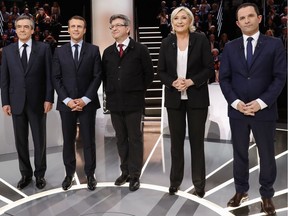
[231,99,241,110]
[256,98,267,110]
[63,97,72,106]
[82,96,91,105]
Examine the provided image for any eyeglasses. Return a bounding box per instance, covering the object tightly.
[109,24,127,30]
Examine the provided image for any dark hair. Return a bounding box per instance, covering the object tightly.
[236,3,260,20]
[68,15,86,28]
[109,14,130,26]
[15,15,34,29]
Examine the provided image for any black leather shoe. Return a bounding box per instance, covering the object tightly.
[192,189,205,198]
[261,197,276,215]
[62,176,74,191]
[114,173,130,186]
[35,177,46,189]
[17,176,32,189]
[87,175,97,191]
[129,178,140,191]
[169,186,179,195]
[227,192,249,207]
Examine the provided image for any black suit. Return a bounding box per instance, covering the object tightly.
[157,33,214,190]
[52,42,102,177]
[102,38,154,178]
[1,41,54,178]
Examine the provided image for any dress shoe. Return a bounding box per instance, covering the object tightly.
[169,186,179,195]
[192,189,205,198]
[62,176,74,191]
[87,175,97,191]
[227,192,249,207]
[261,197,276,215]
[35,177,46,189]
[114,173,130,186]
[129,177,140,191]
[17,176,32,189]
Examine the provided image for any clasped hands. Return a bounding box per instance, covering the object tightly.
[67,99,85,111]
[172,77,194,91]
[237,100,261,116]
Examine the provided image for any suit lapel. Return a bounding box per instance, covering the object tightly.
[64,43,76,70]
[236,37,247,70]
[78,42,86,69]
[13,43,24,72]
[26,41,37,74]
[249,34,265,72]
[188,33,197,57]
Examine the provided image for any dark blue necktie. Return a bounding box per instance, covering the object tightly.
[21,43,28,71]
[246,37,253,67]
[74,44,79,66]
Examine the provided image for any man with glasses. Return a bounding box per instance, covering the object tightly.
[102,14,154,191]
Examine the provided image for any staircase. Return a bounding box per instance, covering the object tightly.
[138,26,163,124]
[57,25,69,46]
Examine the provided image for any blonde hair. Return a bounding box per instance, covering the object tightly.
[170,6,195,33]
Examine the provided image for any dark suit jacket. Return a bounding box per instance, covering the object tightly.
[1,41,54,114]
[102,38,154,112]
[157,32,214,109]
[219,34,287,121]
[52,42,102,111]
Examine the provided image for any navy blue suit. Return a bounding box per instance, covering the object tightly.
[52,42,102,177]
[1,41,54,178]
[219,34,286,198]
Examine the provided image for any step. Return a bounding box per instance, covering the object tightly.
[139,36,162,39]
[143,116,161,121]
[141,41,162,45]
[139,32,161,35]
[139,27,160,30]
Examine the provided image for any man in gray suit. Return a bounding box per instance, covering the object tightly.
[1,15,54,190]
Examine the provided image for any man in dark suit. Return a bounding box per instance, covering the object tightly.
[102,14,154,192]
[1,15,54,190]
[219,3,287,215]
[52,16,102,191]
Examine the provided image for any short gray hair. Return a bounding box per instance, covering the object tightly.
[15,15,35,30]
[109,14,130,26]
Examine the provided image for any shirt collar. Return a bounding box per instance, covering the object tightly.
[18,39,32,49]
[71,40,83,48]
[243,31,260,42]
[116,37,130,48]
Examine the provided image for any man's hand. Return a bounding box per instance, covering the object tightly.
[244,100,261,115]
[44,101,53,113]
[2,105,11,116]
[237,100,261,116]
[67,99,85,111]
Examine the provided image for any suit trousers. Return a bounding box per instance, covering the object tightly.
[230,118,276,198]
[167,100,207,190]
[12,102,47,178]
[60,110,96,177]
[110,109,143,178]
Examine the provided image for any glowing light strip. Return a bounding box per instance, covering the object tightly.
[0,195,13,204]
[141,134,162,178]
[0,178,28,198]
[0,183,234,216]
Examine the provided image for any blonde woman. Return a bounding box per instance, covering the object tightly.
[157,6,214,197]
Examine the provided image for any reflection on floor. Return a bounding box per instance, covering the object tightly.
[0,113,287,216]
